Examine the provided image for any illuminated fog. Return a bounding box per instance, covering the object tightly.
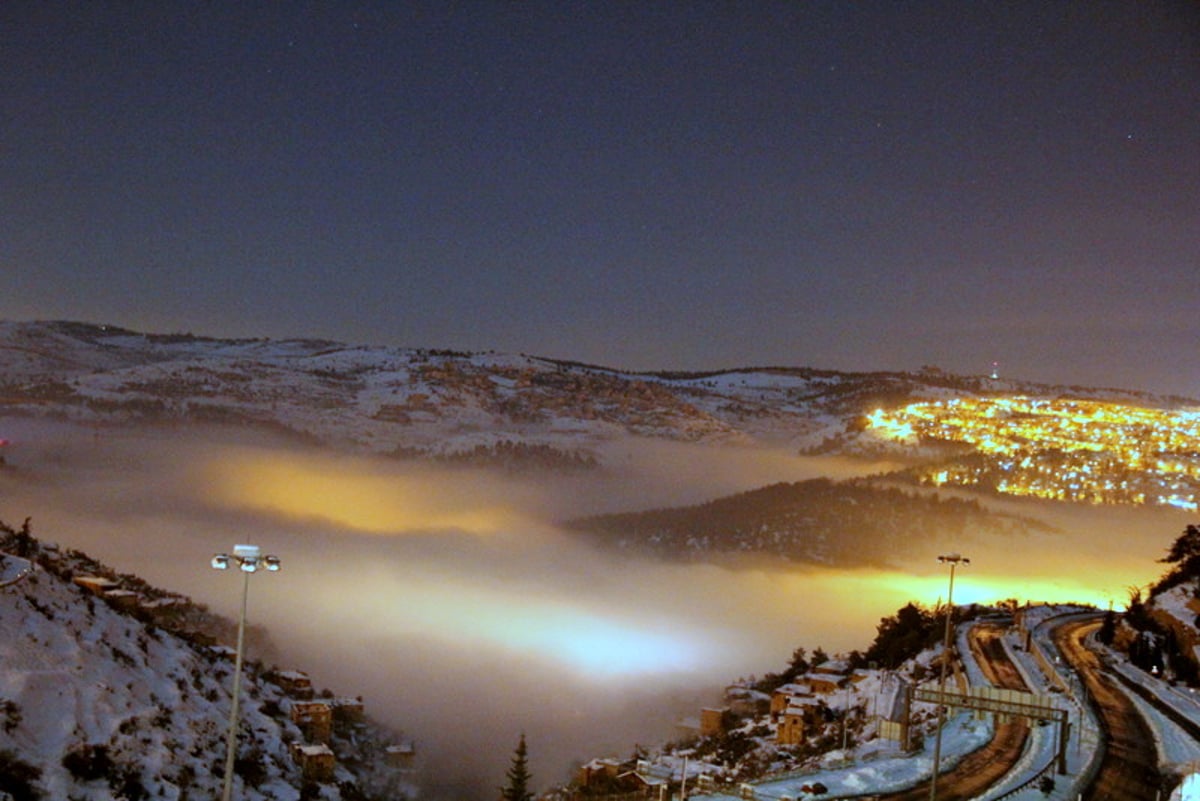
[0,419,1185,797]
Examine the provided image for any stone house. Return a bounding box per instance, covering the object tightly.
[699,707,728,736]
[331,696,365,725]
[100,588,140,611]
[385,741,417,770]
[770,683,811,717]
[273,670,315,699]
[575,757,624,789]
[803,670,845,695]
[724,684,768,717]
[290,700,333,744]
[813,659,849,676]
[776,696,824,746]
[292,743,336,782]
[73,575,119,596]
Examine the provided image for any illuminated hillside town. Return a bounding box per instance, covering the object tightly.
[867,397,1200,511]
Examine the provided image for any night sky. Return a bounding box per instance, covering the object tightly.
[3,2,1198,395]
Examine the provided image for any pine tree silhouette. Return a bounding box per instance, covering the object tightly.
[499,733,533,801]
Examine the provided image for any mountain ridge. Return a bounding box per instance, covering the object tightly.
[566,476,1053,568]
[2,320,1192,468]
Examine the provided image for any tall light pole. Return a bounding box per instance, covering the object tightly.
[929,553,968,801]
[211,544,281,801]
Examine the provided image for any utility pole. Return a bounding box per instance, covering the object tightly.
[842,680,851,751]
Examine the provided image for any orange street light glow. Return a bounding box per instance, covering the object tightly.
[200,449,527,534]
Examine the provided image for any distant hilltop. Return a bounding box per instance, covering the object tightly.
[0,319,1190,468]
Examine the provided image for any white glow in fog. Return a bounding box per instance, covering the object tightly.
[299,565,714,679]
[496,607,708,678]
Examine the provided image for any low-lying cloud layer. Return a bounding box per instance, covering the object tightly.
[0,419,1185,797]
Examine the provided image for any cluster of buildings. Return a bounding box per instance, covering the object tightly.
[268,671,338,781]
[764,662,865,746]
[867,396,1200,511]
[270,670,413,782]
[68,571,415,785]
[573,660,913,797]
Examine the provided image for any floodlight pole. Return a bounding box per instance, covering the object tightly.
[222,566,251,801]
[929,553,968,801]
[211,545,280,801]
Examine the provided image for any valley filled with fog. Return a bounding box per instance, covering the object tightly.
[0,419,1186,798]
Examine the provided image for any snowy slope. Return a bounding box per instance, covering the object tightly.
[0,536,415,801]
[3,319,1161,461]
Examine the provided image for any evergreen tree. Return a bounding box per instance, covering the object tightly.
[1161,524,1200,566]
[864,602,936,668]
[1098,609,1117,645]
[15,517,34,559]
[1158,524,1200,589]
[781,646,809,682]
[500,734,533,801]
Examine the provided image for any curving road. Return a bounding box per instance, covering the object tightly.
[1053,618,1162,801]
[879,623,1030,801]
[970,623,1029,690]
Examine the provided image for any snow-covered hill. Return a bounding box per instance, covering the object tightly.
[3,319,1161,464]
[0,525,415,801]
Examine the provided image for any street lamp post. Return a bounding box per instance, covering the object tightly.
[211,544,280,801]
[929,553,968,801]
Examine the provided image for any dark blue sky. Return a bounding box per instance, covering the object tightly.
[3,2,1198,395]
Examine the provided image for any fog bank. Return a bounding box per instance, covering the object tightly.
[0,419,1183,797]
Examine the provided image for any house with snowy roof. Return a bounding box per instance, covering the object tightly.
[330,696,365,725]
[72,574,119,596]
[770,683,812,717]
[803,669,847,695]
[101,588,140,612]
[385,741,417,769]
[289,700,333,744]
[724,683,769,716]
[813,659,849,675]
[576,757,626,790]
[271,669,315,699]
[292,743,336,782]
[776,695,824,746]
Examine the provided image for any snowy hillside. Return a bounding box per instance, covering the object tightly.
[0,525,415,801]
[0,319,1150,464]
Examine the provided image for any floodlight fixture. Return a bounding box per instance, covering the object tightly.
[211,544,280,575]
[233,543,260,559]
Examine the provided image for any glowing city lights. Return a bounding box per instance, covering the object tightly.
[867,396,1200,510]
